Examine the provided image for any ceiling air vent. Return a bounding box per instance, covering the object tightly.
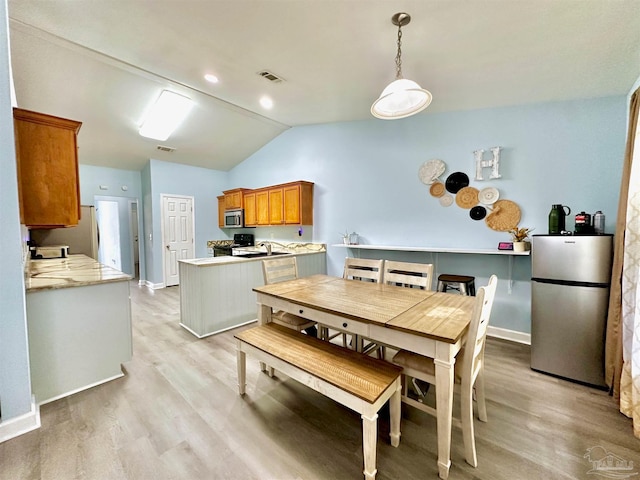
[156,145,175,153]
[258,70,284,83]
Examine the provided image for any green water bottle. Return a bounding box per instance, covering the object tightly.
[549,204,570,234]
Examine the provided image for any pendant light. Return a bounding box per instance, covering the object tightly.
[371,13,432,120]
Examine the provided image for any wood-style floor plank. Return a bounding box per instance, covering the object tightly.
[1,281,639,480]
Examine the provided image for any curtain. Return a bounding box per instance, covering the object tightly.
[605,88,640,438]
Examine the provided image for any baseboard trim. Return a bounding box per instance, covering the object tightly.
[37,372,125,407]
[143,280,165,289]
[0,396,40,444]
[179,319,257,339]
[487,326,531,345]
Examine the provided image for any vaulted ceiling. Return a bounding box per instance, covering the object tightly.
[8,1,640,171]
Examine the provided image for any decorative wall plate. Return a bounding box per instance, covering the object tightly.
[470,206,487,220]
[429,181,445,197]
[445,172,469,193]
[439,193,454,207]
[485,200,521,231]
[455,186,479,209]
[419,159,446,185]
[479,187,500,205]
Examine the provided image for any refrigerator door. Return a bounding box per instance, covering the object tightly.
[531,281,608,387]
[30,206,98,259]
[531,235,613,284]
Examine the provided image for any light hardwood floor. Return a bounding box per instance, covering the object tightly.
[2,282,639,480]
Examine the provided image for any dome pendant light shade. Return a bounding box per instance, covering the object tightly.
[371,13,432,120]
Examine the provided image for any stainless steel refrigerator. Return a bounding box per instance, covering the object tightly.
[531,234,613,388]
[29,205,99,259]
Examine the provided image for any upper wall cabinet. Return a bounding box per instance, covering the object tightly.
[217,195,225,227]
[13,108,82,228]
[242,181,314,227]
[222,188,250,210]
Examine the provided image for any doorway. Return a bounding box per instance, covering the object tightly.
[161,194,195,287]
[94,195,142,278]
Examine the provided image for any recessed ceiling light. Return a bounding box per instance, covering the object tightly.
[204,73,219,84]
[260,96,273,110]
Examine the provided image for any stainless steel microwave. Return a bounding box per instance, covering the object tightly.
[224,209,244,228]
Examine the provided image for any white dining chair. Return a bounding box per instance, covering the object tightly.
[261,256,318,335]
[383,260,434,290]
[338,258,385,351]
[392,274,498,468]
[381,260,434,388]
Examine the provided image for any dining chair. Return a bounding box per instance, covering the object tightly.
[392,274,498,468]
[381,260,434,391]
[383,260,434,290]
[343,257,384,282]
[261,256,318,335]
[339,257,384,351]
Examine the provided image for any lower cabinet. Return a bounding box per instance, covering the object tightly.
[26,281,132,404]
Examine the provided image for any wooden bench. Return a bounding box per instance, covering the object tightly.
[235,323,403,480]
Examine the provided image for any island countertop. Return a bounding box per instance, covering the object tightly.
[25,254,131,292]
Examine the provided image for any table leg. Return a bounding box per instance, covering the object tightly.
[434,354,455,479]
[389,380,401,447]
[257,303,274,376]
[362,411,378,480]
[236,341,246,396]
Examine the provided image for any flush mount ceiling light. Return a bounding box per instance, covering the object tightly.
[139,90,194,141]
[371,12,432,120]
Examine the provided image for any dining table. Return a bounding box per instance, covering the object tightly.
[253,274,476,479]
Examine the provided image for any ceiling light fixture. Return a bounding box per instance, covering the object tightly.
[371,12,432,120]
[139,90,193,141]
[260,96,274,110]
[204,73,219,83]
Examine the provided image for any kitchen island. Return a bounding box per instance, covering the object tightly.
[25,255,132,404]
[179,244,326,337]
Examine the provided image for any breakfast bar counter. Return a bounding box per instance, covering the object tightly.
[25,255,133,404]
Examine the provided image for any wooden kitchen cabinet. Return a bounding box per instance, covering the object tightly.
[256,189,270,225]
[219,181,314,227]
[217,195,225,227]
[244,192,256,226]
[13,108,82,227]
[222,188,249,210]
[269,188,284,224]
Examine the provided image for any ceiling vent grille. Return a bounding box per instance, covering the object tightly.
[156,145,175,153]
[258,70,284,83]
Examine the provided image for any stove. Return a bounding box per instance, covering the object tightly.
[213,233,254,257]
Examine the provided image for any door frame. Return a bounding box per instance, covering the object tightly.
[160,194,195,287]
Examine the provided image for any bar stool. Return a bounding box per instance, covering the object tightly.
[437,274,476,296]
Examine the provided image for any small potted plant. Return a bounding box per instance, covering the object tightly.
[509,226,533,252]
[340,230,350,245]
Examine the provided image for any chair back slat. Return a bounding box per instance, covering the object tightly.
[383,260,434,290]
[461,275,498,385]
[262,256,298,285]
[343,258,383,283]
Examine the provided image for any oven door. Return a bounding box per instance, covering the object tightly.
[224,209,243,228]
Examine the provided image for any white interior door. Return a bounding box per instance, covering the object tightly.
[96,200,121,271]
[162,195,194,287]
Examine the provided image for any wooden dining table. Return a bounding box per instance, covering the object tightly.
[253,274,476,479]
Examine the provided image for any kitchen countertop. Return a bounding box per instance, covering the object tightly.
[25,254,131,292]
[178,242,327,267]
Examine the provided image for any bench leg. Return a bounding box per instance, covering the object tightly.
[259,362,274,377]
[361,412,378,480]
[389,383,401,448]
[236,343,246,396]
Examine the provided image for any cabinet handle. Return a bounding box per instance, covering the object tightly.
[342,322,348,328]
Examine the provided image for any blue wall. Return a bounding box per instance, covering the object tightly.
[0,0,33,423]
[228,96,627,334]
[145,159,228,286]
[80,165,144,278]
